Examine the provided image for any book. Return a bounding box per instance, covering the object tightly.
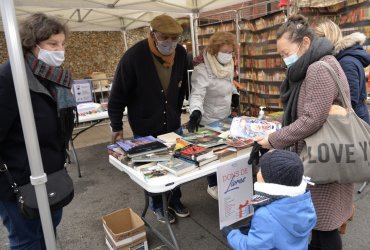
[116,136,168,158]
[157,132,182,147]
[182,128,226,148]
[205,117,233,133]
[229,116,282,139]
[130,151,172,163]
[174,144,215,162]
[225,136,254,148]
[158,158,197,176]
[175,154,219,167]
[138,165,168,180]
[213,147,237,162]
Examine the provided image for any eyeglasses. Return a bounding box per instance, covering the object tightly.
[154,32,182,43]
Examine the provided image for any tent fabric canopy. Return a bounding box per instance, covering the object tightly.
[9,0,249,31]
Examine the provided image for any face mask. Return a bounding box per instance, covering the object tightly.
[153,33,177,56]
[217,52,233,64]
[37,45,65,67]
[283,43,301,68]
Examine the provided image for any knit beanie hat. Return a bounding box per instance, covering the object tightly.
[259,149,303,186]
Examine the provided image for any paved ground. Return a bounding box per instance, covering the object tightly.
[1,142,370,249]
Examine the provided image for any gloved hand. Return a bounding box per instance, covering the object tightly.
[187,110,202,132]
[248,142,269,165]
[221,226,233,238]
[231,94,240,108]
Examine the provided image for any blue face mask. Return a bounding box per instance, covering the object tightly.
[283,43,302,68]
[283,53,299,68]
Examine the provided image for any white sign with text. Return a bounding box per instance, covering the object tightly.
[217,157,254,229]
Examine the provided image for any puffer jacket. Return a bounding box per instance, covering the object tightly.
[189,52,238,125]
[335,32,370,124]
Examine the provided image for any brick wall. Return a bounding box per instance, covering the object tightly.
[0,27,149,79]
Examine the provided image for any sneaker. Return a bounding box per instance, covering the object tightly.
[153,208,176,224]
[168,202,190,218]
[207,185,218,200]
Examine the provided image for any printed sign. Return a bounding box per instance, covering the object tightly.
[217,157,254,229]
[72,79,93,104]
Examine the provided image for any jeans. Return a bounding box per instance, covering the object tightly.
[134,127,184,212]
[0,200,63,250]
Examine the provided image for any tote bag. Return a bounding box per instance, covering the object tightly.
[301,61,370,184]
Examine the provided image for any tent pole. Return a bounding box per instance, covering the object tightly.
[0,1,56,249]
[122,29,128,51]
[192,11,200,56]
[189,13,196,56]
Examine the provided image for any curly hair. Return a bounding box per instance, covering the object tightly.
[19,13,68,53]
[206,31,237,56]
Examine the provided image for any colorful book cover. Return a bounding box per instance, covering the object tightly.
[116,136,158,151]
[116,136,167,157]
[174,144,214,162]
[205,117,233,133]
[138,165,168,180]
[158,158,197,176]
[182,128,226,148]
[230,116,282,139]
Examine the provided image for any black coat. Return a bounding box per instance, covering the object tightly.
[0,61,65,200]
[108,39,188,137]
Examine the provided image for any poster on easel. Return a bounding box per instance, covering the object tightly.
[217,157,254,229]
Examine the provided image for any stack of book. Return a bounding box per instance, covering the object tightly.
[181,128,226,148]
[116,136,169,158]
[174,144,218,167]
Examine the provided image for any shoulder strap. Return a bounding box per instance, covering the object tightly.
[0,157,19,194]
[319,61,352,110]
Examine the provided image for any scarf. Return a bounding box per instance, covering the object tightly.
[280,37,334,127]
[148,36,175,68]
[251,178,308,209]
[25,52,76,149]
[205,51,234,79]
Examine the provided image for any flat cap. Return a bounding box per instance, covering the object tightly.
[150,14,183,35]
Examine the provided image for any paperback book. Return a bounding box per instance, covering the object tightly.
[205,117,233,133]
[131,151,172,163]
[157,158,197,176]
[138,165,168,180]
[116,136,168,157]
[174,144,215,162]
[230,116,282,139]
[182,128,226,148]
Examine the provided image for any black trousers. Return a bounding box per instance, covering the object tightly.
[309,229,342,250]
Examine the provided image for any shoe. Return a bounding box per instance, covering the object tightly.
[153,208,175,224]
[168,202,190,218]
[207,185,218,200]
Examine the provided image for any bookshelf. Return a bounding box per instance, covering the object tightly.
[238,10,286,116]
[299,0,370,80]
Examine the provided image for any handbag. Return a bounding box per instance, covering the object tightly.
[300,61,370,184]
[0,158,74,219]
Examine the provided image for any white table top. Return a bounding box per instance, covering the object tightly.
[78,111,109,123]
[109,148,252,193]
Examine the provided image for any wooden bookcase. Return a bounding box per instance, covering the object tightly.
[239,10,286,116]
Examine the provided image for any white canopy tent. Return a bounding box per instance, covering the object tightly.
[0,1,250,250]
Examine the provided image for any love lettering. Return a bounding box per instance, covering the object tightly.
[306,142,370,163]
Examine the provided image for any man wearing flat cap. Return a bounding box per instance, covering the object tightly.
[108,14,190,223]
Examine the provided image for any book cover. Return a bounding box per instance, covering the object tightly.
[158,158,197,176]
[213,147,237,162]
[230,116,282,139]
[225,137,254,148]
[138,165,168,180]
[205,117,233,133]
[174,144,215,162]
[116,136,168,157]
[157,132,182,146]
[182,128,226,148]
[131,151,172,163]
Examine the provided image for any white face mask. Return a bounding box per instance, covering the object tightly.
[217,52,233,64]
[37,45,65,67]
[153,33,177,56]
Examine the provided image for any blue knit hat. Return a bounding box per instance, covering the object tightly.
[260,149,303,186]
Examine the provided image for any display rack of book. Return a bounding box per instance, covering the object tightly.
[238,10,286,116]
[299,0,370,79]
[197,20,236,54]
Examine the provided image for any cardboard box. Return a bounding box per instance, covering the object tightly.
[102,208,148,250]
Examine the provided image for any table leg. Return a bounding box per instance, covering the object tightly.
[70,139,82,178]
[140,191,180,250]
